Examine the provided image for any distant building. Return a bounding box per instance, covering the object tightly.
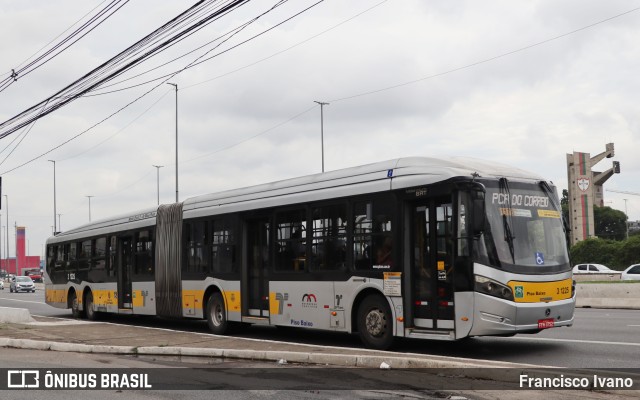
[566,143,620,244]
[0,226,41,275]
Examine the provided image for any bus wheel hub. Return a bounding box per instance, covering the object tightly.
[366,309,386,336]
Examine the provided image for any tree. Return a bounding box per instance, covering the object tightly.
[594,206,627,241]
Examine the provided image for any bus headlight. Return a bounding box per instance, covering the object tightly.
[474,275,514,301]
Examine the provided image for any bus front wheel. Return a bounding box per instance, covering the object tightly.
[206,292,228,335]
[357,294,394,350]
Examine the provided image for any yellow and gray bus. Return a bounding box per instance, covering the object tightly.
[45,157,574,349]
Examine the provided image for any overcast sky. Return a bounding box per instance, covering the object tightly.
[1,0,639,260]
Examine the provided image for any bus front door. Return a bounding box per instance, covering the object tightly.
[411,198,455,331]
[245,218,270,318]
[117,236,133,309]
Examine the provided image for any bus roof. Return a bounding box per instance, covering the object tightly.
[47,156,545,243]
[182,156,544,214]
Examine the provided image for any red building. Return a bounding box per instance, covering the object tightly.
[0,226,41,275]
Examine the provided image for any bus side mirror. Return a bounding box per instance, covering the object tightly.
[472,198,485,235]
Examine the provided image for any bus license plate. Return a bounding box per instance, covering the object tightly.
[538,319,555,329]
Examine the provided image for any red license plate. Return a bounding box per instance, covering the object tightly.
[538,318,555,329]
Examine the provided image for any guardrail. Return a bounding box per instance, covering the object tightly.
[576,282,639,309]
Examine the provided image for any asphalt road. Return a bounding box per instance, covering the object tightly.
[1,289,639,369]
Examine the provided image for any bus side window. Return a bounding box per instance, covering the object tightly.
[107,236,117,278]
[211,217,236,274]
[185,221,207,275]
[134,230,154,277]
[310,204,347,272]
[275,209,307,272]
[353,200,394,271]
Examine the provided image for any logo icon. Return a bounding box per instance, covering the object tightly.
[515,286,524,299]
[577,177,590,192]
[302,293,317,308]
[7,370,40,388]
[274,292,288,315]
[535,252,545,265]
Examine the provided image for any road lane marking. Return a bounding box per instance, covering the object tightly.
[507,336,640,347]
[0,298,47,305]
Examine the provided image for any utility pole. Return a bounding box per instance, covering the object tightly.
[48,160,57,233]
[624,199,629,240]
[167,82,179,202]
[153,165,164,205]
[86,195,94,222]
[4,195,8,264]
[314,101,329,173]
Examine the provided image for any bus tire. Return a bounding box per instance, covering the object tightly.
[206,292,228,335]
[357,294,394,350]
[70,291,85,319]
[85,291,98,321]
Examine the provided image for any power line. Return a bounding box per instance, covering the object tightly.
[0,0,129,93]
[88,0,388,95]
[607,189,640,196]
[56,89,172,162]
[0,0,252,139]
[8,0,109,71]
[0,0,324,175]
[329,6,640,103]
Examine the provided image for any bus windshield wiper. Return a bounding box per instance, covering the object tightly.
[539,180,559,210]
[499,177,516,263]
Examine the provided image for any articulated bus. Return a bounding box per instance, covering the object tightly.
[45,157,574,349]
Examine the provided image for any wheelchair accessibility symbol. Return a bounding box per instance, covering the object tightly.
[535,252,544,265]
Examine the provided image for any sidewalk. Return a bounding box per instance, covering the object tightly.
[1,313,514,369]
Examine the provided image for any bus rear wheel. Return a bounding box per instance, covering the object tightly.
[357,294,394,350]
[85,291,98,321]
[70,291,85,319]
[206,292,228,335]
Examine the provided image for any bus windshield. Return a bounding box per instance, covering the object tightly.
[478,179,570,274]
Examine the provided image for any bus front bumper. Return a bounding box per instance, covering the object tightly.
[468,292,575,337]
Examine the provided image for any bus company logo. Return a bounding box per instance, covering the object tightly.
[577,177,590,192]
[274,292,289,315]
[302,293,317,308]
[515,286,524,299]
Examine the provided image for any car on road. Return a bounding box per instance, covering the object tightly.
[622,264,640,281]
[572,263,616,274]
[10,276,36,293]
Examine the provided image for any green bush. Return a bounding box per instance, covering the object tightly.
[570,238,622,269]
[614,235,640,269]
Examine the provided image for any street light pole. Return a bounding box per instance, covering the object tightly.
[624,199,629,240]
[48,160,57,233]
[167,82,178,202]
[4,195,8,262]
[86,195,94,222]
[152,165,164,205]
[314,101,329,173]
